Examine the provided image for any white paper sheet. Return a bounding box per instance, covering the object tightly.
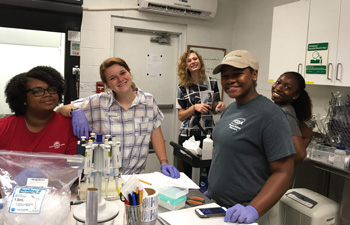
[121,172,199,189]
[158,203,258,225]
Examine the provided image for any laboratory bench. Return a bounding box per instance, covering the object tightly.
[67,183,214,225]
[305,144,350,179]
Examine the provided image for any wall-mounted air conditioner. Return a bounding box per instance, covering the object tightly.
[138,0,218,20]
[279,188,340,225]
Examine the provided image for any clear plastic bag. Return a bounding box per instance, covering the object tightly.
[0,150,84,225]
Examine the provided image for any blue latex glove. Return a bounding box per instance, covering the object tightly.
[161,164,180,179]
[202,190,212,199]
[14,167,46,186]
[224,204,259,224]
[72,109,91,139]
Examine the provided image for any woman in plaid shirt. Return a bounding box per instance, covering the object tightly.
[57,57,180,178]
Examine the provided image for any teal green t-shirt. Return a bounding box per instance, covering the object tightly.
[208,95,295,207]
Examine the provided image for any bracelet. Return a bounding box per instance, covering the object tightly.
[70,107,80,116]
[160,159,168,165]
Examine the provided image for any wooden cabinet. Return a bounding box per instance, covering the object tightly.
[269,0,350,87]
[268,1,310,82]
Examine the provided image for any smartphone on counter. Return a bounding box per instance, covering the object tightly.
[195,206,227,218]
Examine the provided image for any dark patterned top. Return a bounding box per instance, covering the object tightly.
[176,77,220,137]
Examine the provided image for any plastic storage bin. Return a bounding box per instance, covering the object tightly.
[156,186,188,211]
[156,186,188,199]
[158,194,187,210]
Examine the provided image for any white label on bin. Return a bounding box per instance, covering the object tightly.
[9,187,47,214]
[27,178,48,188]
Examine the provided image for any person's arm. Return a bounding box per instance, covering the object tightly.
[291,122,312,164]
[56,103,91,139]
[292,136,307,164]
[151,126,180,178]
[177,104,212,121]
[56,103,74,117]
[299,121,312,148]
[151,126,168,164]
[249,155,294,217]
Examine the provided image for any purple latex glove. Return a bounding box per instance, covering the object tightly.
[14,167,46,186]
[72,109,91,139]
[224,204,259,224]
[202,190,212,199]
[161,164,180,179]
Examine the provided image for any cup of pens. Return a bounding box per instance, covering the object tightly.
[122,187,158,225]
[125,204,141,225]
[120,175,158,225]
[122,187,142,225]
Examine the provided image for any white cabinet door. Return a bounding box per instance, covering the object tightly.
[268,1,310,83]
[304,0,341,85]
[335,0,350,86]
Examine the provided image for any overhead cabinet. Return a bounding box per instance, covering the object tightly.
[269,1,310,83]
[269,0,350,87]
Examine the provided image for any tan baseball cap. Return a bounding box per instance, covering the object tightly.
[212,50,259,74]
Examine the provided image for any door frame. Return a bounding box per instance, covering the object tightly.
[109,17,187,165]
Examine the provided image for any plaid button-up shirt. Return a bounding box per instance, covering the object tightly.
[73,89,164,174]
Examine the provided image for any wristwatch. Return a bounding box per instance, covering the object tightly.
[70,106,80,116]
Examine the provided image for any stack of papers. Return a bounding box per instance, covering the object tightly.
[158,203,259,225]
[121,172,199,189]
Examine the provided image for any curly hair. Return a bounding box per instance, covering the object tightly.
[5,66,65,116]
[177,50,206,88]
[99,57,137,91]
[283,71,313,121]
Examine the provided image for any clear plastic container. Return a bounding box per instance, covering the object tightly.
[156,186,188,199]
[312,149,334,165]
[334,149,346,169]
[156,186,188,211]
[158,194,186,205]
[158,196,186,211]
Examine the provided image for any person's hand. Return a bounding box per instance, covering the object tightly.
[202,190,212,199]
[215,101,226,113]
[14,167,46,186]
[72,109,91,139]
[161,164,180,179]
[224,204,259,224]
[193,104,212,114]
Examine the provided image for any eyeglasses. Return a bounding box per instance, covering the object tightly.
[26,87,58,97]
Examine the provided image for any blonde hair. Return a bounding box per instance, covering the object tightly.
[177,50,206,88]
[99,57,136,91]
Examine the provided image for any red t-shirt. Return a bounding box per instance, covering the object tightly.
[0,112,77,155]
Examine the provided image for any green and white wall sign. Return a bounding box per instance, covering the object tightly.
[306,42,329,75]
